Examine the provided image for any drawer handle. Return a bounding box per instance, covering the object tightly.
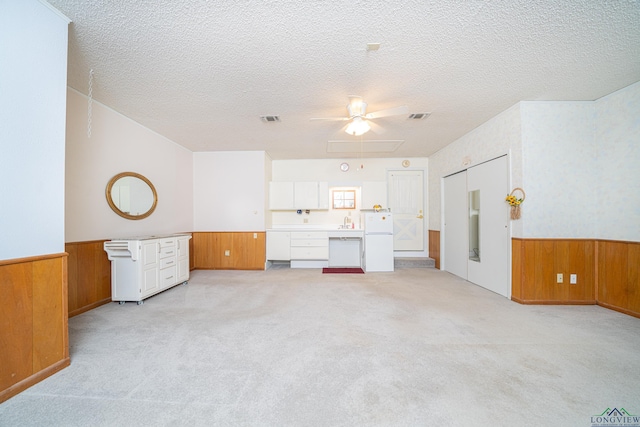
[166,261,174,265]
[166,251,174,255]
[166,275,174,280]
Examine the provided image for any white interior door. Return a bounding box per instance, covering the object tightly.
[443,171,468,279]
[467,156,510,297]
[387,170,424,251]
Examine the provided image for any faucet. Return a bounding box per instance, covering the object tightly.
[343,216,351,228]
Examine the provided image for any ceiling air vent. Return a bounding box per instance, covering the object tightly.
[408,113,431,120]
[260,115,280,122]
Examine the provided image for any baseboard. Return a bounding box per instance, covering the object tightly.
[0,357,70,403]
[511,297,596,305]
[68,297,112,318]
[597,301,640,319]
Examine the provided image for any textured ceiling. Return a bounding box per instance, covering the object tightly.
[48,0,640,159]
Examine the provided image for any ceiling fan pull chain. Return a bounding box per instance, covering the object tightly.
[87,69,93,139]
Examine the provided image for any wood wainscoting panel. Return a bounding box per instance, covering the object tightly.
[0,253,70,403]
[523,239,555,301]
[193,232,266,270]
[513,238,596,304]
[628,243,640,315]
[234,232,266,270]
[215,233,235,269]
[511,239,523,301]
[428,230,440,269]
[66,241,111,318]
[0,263,34,391]
[598,240,640,318]
[32,257,68,372]
[192,232,216,269]
[555,239,595,302]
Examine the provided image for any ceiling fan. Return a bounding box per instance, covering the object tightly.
[311,96,409,136]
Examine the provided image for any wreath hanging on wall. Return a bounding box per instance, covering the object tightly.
[506,187,525,220]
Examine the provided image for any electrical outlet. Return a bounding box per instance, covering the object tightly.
[557,273,563,283]
[303,218,309,223]
[570,274,577,284]
[224,250,230,257]
[253,233,257,239]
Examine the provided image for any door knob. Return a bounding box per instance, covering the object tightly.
[416,214,424,219]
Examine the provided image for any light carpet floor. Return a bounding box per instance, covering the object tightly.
[1,267,639,426]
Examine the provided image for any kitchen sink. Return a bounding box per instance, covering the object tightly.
[327,229,364,238]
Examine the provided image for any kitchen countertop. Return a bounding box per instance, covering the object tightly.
[268,226,364,237]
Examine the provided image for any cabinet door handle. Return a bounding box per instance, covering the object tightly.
[157,243,161,253]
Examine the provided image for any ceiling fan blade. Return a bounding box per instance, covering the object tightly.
[367,120,385,134]
[310,117,350,121]
[365,105,409,119]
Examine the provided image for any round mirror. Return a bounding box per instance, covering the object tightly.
[105,172,157,220]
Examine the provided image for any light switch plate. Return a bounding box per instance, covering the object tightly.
[570,274,577,284]
[557,273,563,283]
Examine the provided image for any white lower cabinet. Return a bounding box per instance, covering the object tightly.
[104,234,191,305]
[177,235,190,283]
[267,230,329,268]
[266,231,291,260]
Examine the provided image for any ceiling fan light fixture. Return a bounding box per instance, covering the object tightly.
[345,117,371,136]
[347,98,367,117]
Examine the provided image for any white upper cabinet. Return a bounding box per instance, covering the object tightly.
[318,181,329,209]
[294,181,318,209]
[269,181,329,210]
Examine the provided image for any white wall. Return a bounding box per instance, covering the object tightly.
[65,89,193,241]
[271,157,428,230]
[428,104,523,235]
[594,81,640,242]
[520,101,597,238]
[0,1,69,260]
[264,152,273,229]
[193,151,267,231]
[428,81,640,243]
[272,158,424,182]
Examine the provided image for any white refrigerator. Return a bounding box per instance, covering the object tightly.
[364,212,394,272]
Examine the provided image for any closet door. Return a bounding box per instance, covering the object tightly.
[467,156,509,297]
[443,171,468,279]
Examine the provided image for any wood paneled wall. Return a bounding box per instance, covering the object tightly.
[597,240,640,317]
[512,238,639,318]
[428,230,440,269]
[511,238,595,304]
[192,232,265,270]
[66,241,111,317]
[0,253,70,403]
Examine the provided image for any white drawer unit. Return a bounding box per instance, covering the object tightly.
[104,234,191,305]
[289,231,329,268]
[290,246,329,259]
[290,231,329,241]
